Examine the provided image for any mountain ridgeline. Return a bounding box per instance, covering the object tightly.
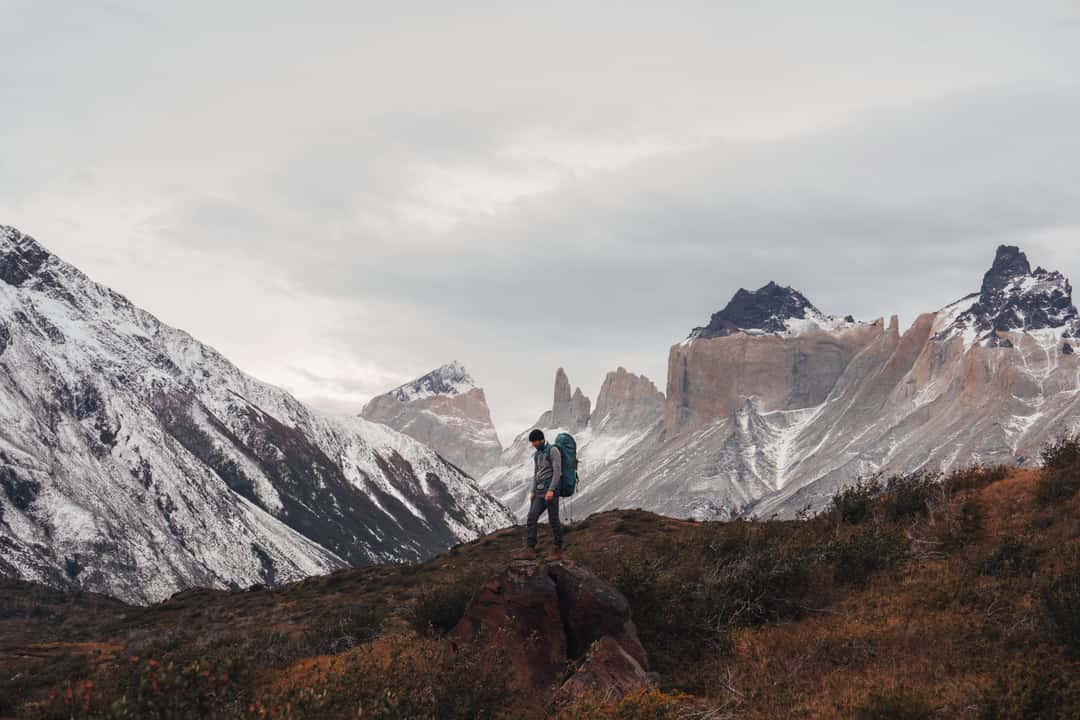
[360,361,503,478]
[0,226,512,604]
[480,245,1080,521]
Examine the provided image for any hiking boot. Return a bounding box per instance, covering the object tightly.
[514,546,537,561]
[550,547,565,560]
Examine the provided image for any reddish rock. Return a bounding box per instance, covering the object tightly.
[448,560,566,697]
[448,559,651,705]
[547,560,648,671]
[558,636,653,704]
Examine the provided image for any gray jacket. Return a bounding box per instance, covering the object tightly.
[533,442,562,494]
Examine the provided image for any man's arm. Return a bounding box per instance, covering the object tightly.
[548,446,562,494]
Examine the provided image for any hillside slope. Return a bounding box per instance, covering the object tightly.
[4,446,1080,719]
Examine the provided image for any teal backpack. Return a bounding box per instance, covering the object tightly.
[551,432,579,498]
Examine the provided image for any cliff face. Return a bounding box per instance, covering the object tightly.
[361,363,503,478]
[485,245,1080,523]
[594,246,1080,520]
[665,320,888,432]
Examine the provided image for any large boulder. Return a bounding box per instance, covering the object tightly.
[448,559,652,706]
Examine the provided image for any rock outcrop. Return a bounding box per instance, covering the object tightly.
[448,559,652,705]
[535,368,591,432]
[361,362,503,477]
[591,367,666,435]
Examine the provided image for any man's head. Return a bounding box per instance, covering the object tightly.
[528,429,545,448]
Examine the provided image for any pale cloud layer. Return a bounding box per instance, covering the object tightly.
[2,1,1079,442]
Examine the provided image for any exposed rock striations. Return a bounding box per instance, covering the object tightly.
[361,362,503,477]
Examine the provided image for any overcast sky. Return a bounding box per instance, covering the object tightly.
[3,2,1079,443]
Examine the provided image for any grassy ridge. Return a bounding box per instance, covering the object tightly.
[3,438,1080,718]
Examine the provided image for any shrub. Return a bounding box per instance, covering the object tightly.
[303,603,385,655]
[980,659,1080,720]
[828,527,905,585]
[979,536,1039,578]
[703,543,813,626]
[1040,552,1080,657]
[882,471,941,521]
[410,573,485,635]
[262,636,513,720]
[945,464,1010,494]
[1036,434,1080,505]
[854,688,934,720]
[30,656,250,720]
[831,477,882,525]
[557,688,695,719]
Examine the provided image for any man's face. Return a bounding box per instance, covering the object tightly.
[530,439,543,449]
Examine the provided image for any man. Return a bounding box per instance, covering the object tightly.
[523,429,563,557]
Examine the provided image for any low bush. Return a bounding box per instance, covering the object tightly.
[261,637,513,720]
[945,464,1010,494]
[881,471,941,521]
[302,603,385,655]
[1040,551,1080,658]
[30,656,250,720]
[979,536,1039,579]
[980,659,1080,720]
[1036,434,1080,505]
[831,477,882,525]
[557,688,696,720]
[854,688,934,720]
[828,527,906,585]
[410,572,485,636]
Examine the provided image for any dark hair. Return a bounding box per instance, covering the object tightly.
[528,429,545,442]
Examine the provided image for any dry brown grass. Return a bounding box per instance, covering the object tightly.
[4,459,1080,718]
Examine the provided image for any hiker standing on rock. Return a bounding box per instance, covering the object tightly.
[523,429,564,557]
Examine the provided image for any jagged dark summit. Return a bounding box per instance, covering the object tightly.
[937,245,1079,344]
[691,282,813,338]
[689,281,852,339]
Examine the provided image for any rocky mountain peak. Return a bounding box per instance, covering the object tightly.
[534,368,590,431]
[0,226,54,288]
[591,367,665,433]
[937,245,1079,345]
[387,361,475,403]
[689,281,856,339]
[982,245,1032,294]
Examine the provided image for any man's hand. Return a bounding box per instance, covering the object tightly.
[545,490,555,502]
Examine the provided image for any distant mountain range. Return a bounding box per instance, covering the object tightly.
[0,226,512,603]
[6,222,1079,605]
[474,244,1080,521]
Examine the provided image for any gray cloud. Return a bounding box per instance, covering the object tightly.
[2,2,1079,440]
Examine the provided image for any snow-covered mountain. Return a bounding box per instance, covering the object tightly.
[0,226,512,604]
[484,244,1080,522]
[361,362,503,478]
[386,361,476,403]
[935,244,1079,346]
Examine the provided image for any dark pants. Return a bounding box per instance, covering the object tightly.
[526,494,562,549]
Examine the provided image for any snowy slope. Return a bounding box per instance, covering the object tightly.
[361,362,503,478]
[0,226,513,604]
